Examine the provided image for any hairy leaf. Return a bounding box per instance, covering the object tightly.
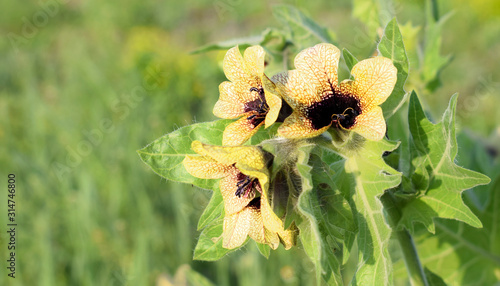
[399,93,490,233]
[137,120,228,189]
[316,137,401,286]
[294,143,348,285]
[396,174,500,285]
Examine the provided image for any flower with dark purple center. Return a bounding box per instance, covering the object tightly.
[213,46,282,146]
[273,43,397,140]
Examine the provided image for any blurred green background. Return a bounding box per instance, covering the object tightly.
[1,0,499,285]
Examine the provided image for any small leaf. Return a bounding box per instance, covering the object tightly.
[193,218,236,261]
[255,241,271,259]
[399,92,490,233]
[272,5,335,50]
[197,189,224,230]
[342,48,359,72]
[378,18,410,119]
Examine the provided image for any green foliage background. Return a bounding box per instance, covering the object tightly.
[1,0,499,285]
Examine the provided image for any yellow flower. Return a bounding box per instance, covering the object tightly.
[183,141,294,249]
[213,46,282,146]
[273,43,397,141]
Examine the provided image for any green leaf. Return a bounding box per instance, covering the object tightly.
[399,93,490,234]
[342,48,359,72]
[190,28,285,54]
[316,136,402,286]
[197,189,224,230]
[421,1,452,91]
[272,5,335,50]
[294,143,345,285]
[378,18,410,119]
[345,140,401,285]
[255,242,271,259]
[137,120,229,189]
[397,176,500,285]
[193,218,236,261]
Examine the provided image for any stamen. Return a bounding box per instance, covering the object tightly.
[249,87,260,93]
[331,107,358,129]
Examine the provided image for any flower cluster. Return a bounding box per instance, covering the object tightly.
[183,43,397,250]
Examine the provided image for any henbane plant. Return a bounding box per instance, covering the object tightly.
[138,12,491,286]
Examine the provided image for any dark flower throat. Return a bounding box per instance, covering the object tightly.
[244,87,269,127]
[307,90,361,130]
[235,172,261,198]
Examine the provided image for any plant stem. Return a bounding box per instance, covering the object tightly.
[380,192,429,286]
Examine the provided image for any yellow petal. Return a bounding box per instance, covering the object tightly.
[222,116,264,146]
[213,101,246,119]
[264,228,280,250]
[260,186,285,235]
[219,168,254,215]
[351,106,386,140]
[277,111,330,139]
[261,75,282,128]
[293,43,340,96]
[261,202,284,235]
[223,202,269,249]
[274,44,340,112]
[272,70,319,112]
[191,141,267,172]
[213,82,247,119]
[349,57,397,110]
[223,46,260,88]
[278,228,295,250]
[247,206,266,244]
[183,155,232,179]
[243,45,265,78]
[223,209,251,249]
